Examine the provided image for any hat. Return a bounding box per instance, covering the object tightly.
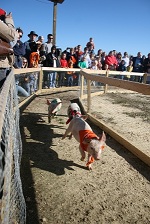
[0,8,6,16]
[28,31,38,37]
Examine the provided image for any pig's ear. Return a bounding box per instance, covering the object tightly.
[99,131,106,142]
[47,99,51,105]
[81,115,88,120]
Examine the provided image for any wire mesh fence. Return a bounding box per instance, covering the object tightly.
[0,70,26,224]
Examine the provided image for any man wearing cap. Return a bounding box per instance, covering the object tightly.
[24,31,38,65]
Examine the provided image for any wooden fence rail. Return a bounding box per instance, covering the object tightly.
[13,67,150,166]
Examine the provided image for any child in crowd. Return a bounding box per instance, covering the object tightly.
[126,60,133,80]
[66,57,74,87]
[59,52,68,87]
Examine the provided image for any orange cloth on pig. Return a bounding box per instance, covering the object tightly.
[79,130,98,151]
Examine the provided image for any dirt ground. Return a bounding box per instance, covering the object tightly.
[20,88,150,224]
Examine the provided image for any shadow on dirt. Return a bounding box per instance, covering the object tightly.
[20,112,87,224]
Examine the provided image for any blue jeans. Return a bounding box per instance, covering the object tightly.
[48,72,56,88]
[16,84,29,97]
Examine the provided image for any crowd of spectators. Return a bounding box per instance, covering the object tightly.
[1,7,150,96]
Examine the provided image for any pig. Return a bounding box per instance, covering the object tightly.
[62,116,106,170]
[66,102,82,124]
[47,98,62,123]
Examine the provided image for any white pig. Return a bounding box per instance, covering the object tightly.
[66,102,81,124]
[62,116,106,170]
[47,98,62,123]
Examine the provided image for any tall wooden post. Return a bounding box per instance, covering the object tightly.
[50,0,64,46]
[53,2,57,46]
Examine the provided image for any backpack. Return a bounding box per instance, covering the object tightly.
[29,52,39,68]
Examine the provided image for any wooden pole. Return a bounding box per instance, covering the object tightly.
[104,69,109,93]
[143,73,148,84]
[80,73,84,99]
[39,68,43,90]
[87,79,91,113]
[53,2,57,46]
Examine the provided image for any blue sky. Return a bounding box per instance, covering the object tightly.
[1,0,150,57]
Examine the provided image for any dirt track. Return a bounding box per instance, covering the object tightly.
[20,89,150,224]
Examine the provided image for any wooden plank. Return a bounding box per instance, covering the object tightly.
[87,80,91,113]
[87,113,150,167]
[81,70,150,95]
[81,69,144,77]
[14,67,41,74]
[81,91,104,99]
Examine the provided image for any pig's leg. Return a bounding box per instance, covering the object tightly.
[86,154,95,170]
[79,145,86,161]
[48,111,51,123]
[62,122,73,139]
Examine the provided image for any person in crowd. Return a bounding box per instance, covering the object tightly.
[80,47,91,68]
[43,34,54,87]
[36,35,46,62]
[132,52,143,82]
[73,45,84,85]
[101,51,107,70]
[126,60,133,80]
[66,57,74,87]
[12,27,30,97]
[13,27,25,68]
[116,52,122,66]
[117,59,126,79]
[86,37,95,50]
[96,56,103,70]
[143,53,150,73]
[66,48,77,66]
[88,44,95,56]
[78,56,88,69]
[0,9,17,89]
[45,33,53,54]
[96,49,103,58]
[90,59,99,86]
[58,52,68,87]
[24,30,38,66]
[105,51,118,70]
[122,52,129,68]
[75,45,83,64]
[113,50,117,58]
[45,45,60,88]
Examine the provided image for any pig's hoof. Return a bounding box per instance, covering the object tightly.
[80,157,85,161]
[88,166,92,170]
[69,135,72,140]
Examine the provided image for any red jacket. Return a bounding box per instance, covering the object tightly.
[60,59,68,68]
[105,55,118,67]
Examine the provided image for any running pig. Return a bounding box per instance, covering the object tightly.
[47,98,62,123]
[62,116,106,170]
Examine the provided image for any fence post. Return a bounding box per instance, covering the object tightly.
[80,73,84,99]
[87,79,91,113]
[143,73,147,84]
[104,69,109,93]
[39,68,44,90]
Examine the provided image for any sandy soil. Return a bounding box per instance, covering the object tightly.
[20,88,150,224]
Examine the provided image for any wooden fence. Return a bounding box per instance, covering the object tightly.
[14,67,150,166]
